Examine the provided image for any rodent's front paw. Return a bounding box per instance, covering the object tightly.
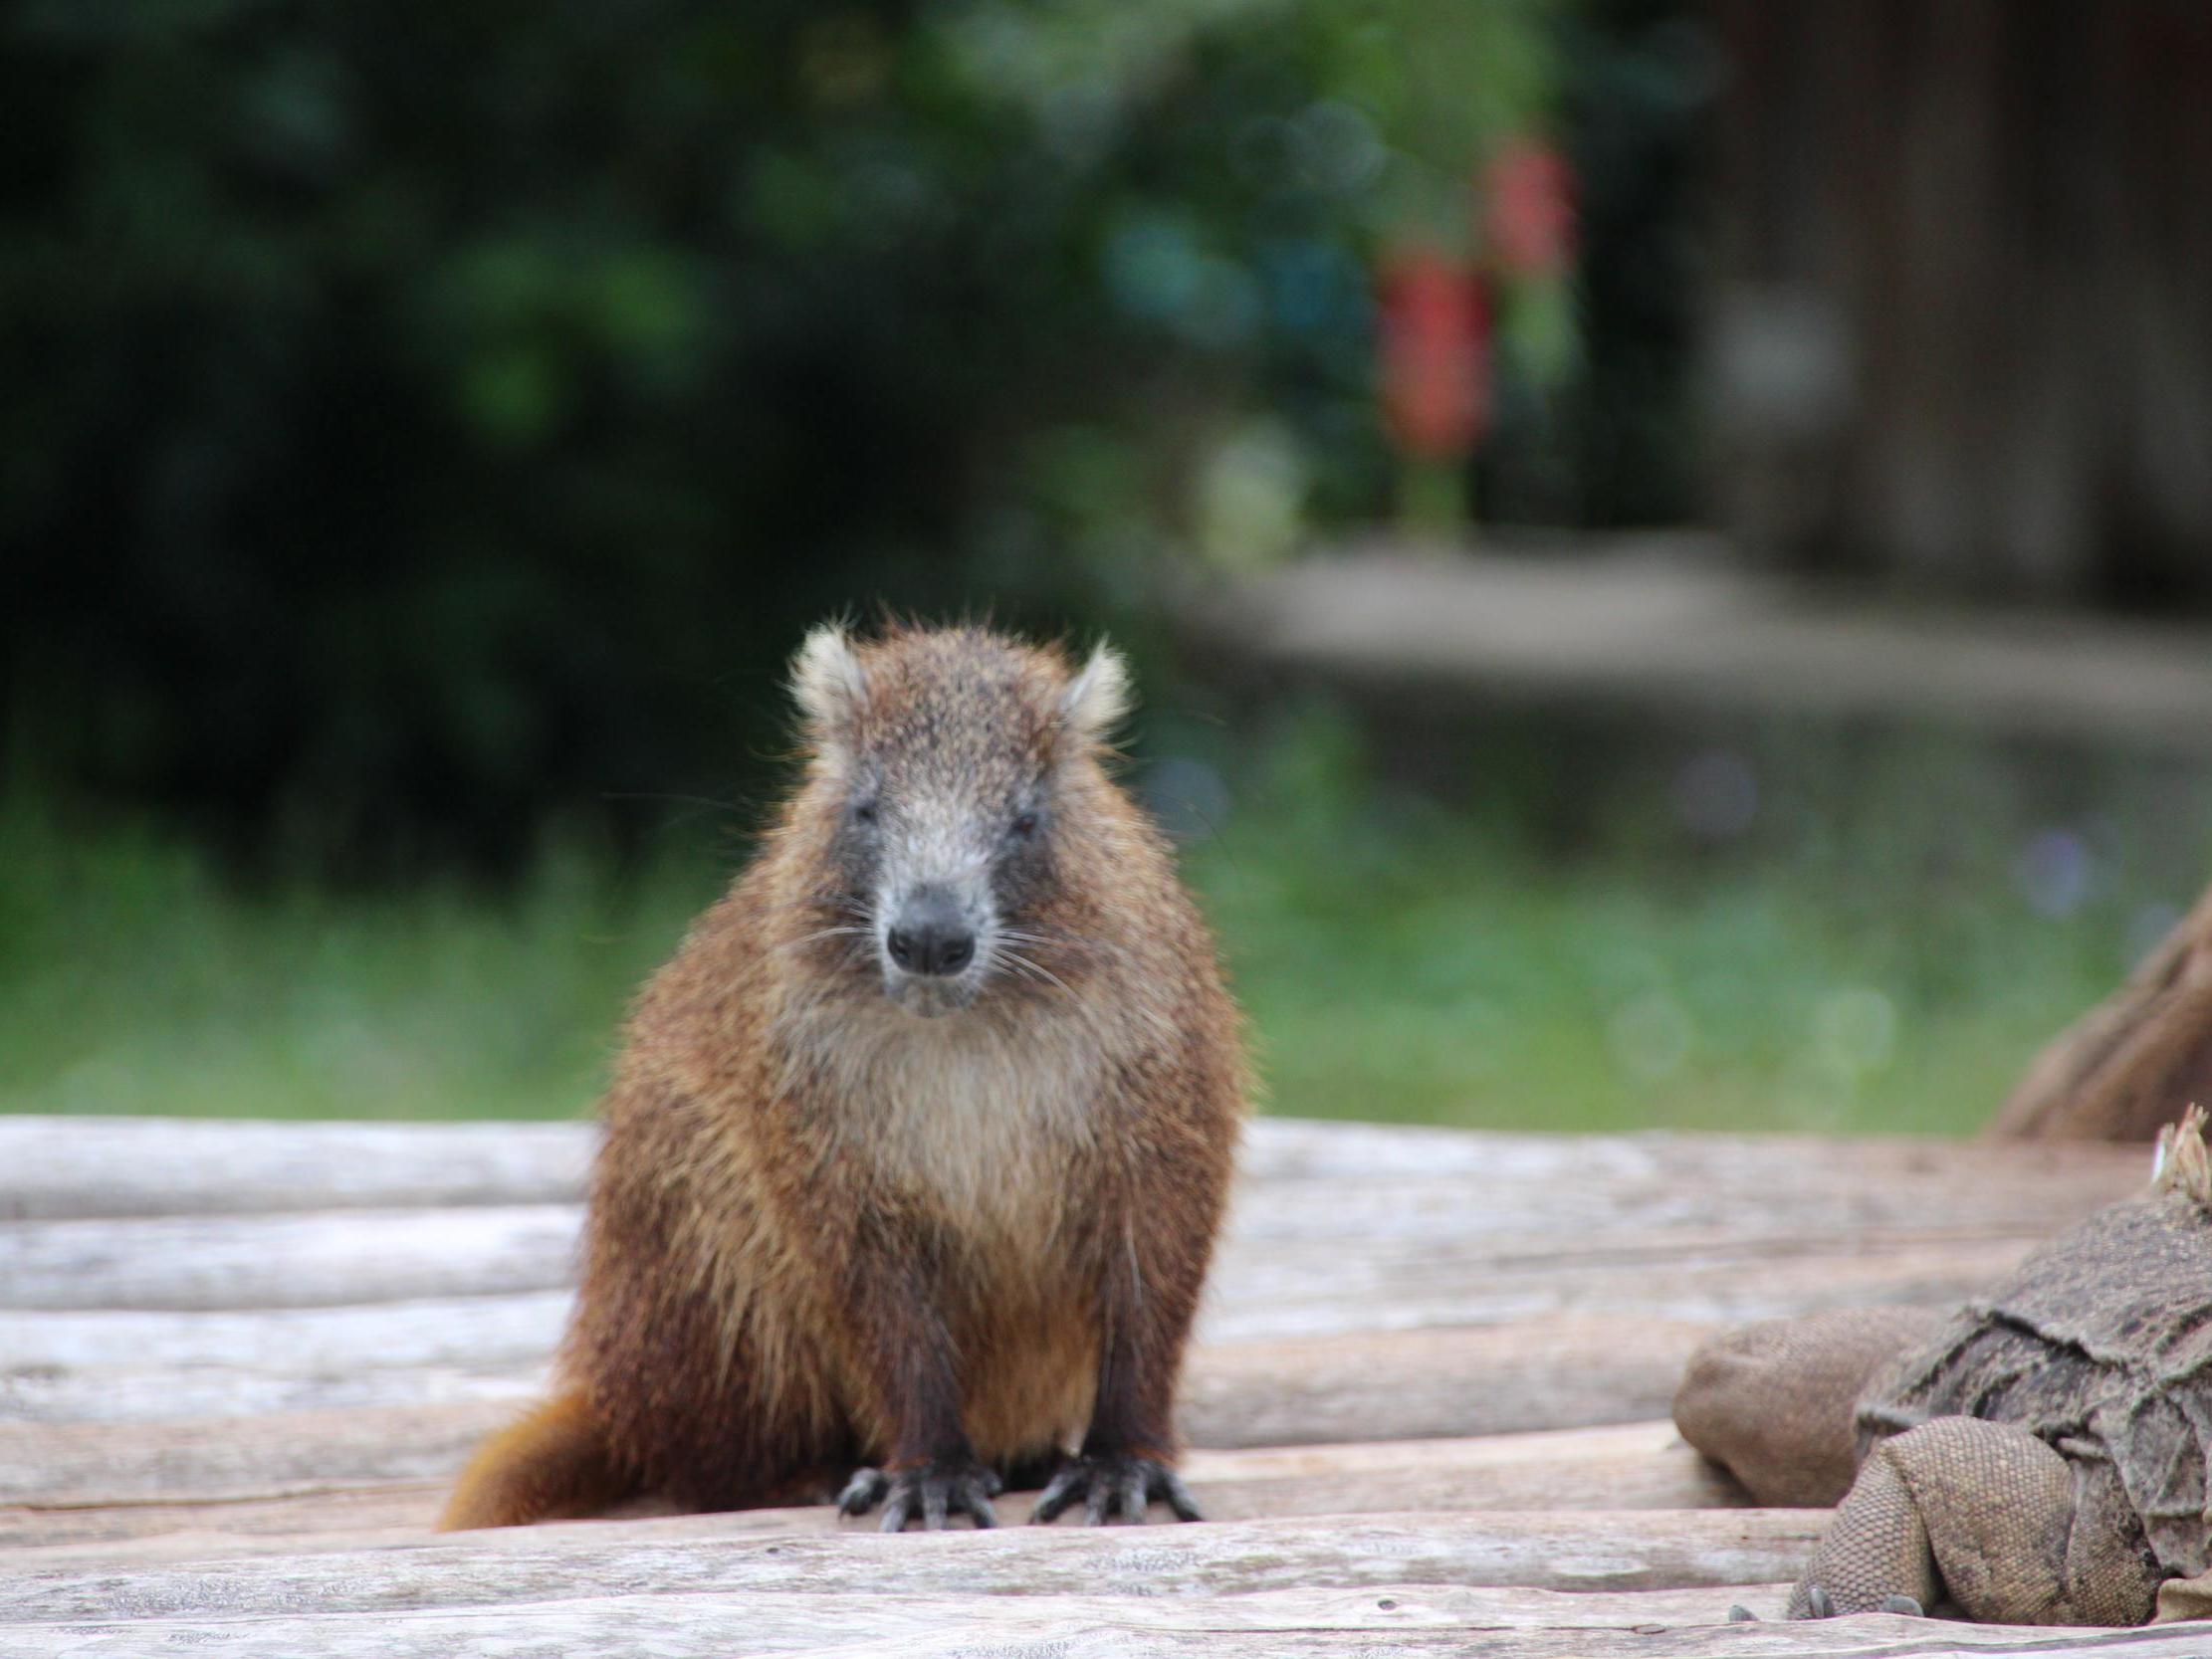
[838,1458,1001,1532]
[1029,1451,1201,1525]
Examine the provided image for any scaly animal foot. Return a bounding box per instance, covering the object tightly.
[1029,1451,1201,1525]
[1785,1585,1922,1619]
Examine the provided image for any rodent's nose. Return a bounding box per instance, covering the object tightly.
[886,892,977,977]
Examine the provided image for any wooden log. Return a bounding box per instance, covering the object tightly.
[1,1311,1707,1436]
[0,1115,2141,1222]
[0,1116,591,1221]
[0,1482,453,1557]
[5,1232,2000,1425]
[0,1585,1798,1659]
[0,1401,509,1506]
[0,1360,551,1426]
[1183,1320,1716,1448]
[0,1292,571,1373]
[1205,1231,2040,1345]
[0,1204,581,1311]
[1235,1122,2142,1221]
[1993,881,2212,1141]
[0,1320,1727,1503]
[14,1589,2212,1659]
[0,1585,1807,1659]
[1231,1143,2141,1244]
[0,1114,1507,1219]
[0,1423,1748,1560]
[2,1579,1790,1638]
[0,1511,1829,1619]
[0,1196,2061,1322]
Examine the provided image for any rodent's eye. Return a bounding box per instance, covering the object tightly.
[1008,809,1041,841]
[851,799,880,828]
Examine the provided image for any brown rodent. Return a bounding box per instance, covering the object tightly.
[439,622,1247,1533]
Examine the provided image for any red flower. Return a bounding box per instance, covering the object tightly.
[1378,248,1490,460]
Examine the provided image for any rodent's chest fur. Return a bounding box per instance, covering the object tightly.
[774,998,1112,1251]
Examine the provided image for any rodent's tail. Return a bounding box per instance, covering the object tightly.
[438,1391,634,1531]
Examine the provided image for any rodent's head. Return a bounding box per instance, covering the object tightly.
[785,622,1132,1019]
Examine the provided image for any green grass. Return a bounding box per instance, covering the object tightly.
[0,805,725,1121]
[5,711,2208,1134]
[1188,713,2212,1135]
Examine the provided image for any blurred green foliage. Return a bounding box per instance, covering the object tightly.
[2,0,1709,875]
[9,714,2207,1133]
[1189,712,2212,1132]
[0,0,1471,868]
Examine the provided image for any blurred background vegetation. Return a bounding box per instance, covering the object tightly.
[6,0,2209,1132]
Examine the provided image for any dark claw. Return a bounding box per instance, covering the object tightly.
[879,1486,914,1535]
[1805,1585,1835,1619]
[1030,1452,1202,1525]
[1726,1605,1759,1624]
[1879,1595,1924,1617]
[1118,1465,1149,1524]
[837,1467,888,1517]
[1158,1467,1203,1523]
[837,1458,997,1532]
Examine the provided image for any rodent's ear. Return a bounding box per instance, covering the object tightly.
[1059,643,1132,746]
[790,624,868,742]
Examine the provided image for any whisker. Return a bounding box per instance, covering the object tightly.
[994,945,1122,1052]
[775,926,876,955]
[995,927,1135,968]
[993,956,1049,990]
[996,947,1076,1000]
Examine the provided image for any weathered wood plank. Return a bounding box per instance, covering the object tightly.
[0,1353,553,1424]
[0,1114,2142,1221]
[0,1358,551,1426]
[0,1302,1698,1432]
[0,1293,571,1373]
[0,1113,2180,1659]
[0,1423,1747,1560]
[0,1199,2056,1326]
[1233,1140,2141,1244]
[16,1599,2212,1659]
[0,1212,2051,1429]
[8,1590,2209,1659]
[0,1205,580,1310]
[0,1483,453,1558]
[0,1116,591,1221]
[0,1254,2013,1439]
[0,1311,1748,1504]
[2,1580,1809,1638]
[1184,1318,1715,1448]
[0,1401,504,1507]
[1208,1231,2039,1343]
[13,1517,2206,1656]
[0,1511,1828,1618]
[1,1313,1706,1445]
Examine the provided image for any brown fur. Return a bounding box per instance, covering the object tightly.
[440,624,1247,1529]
